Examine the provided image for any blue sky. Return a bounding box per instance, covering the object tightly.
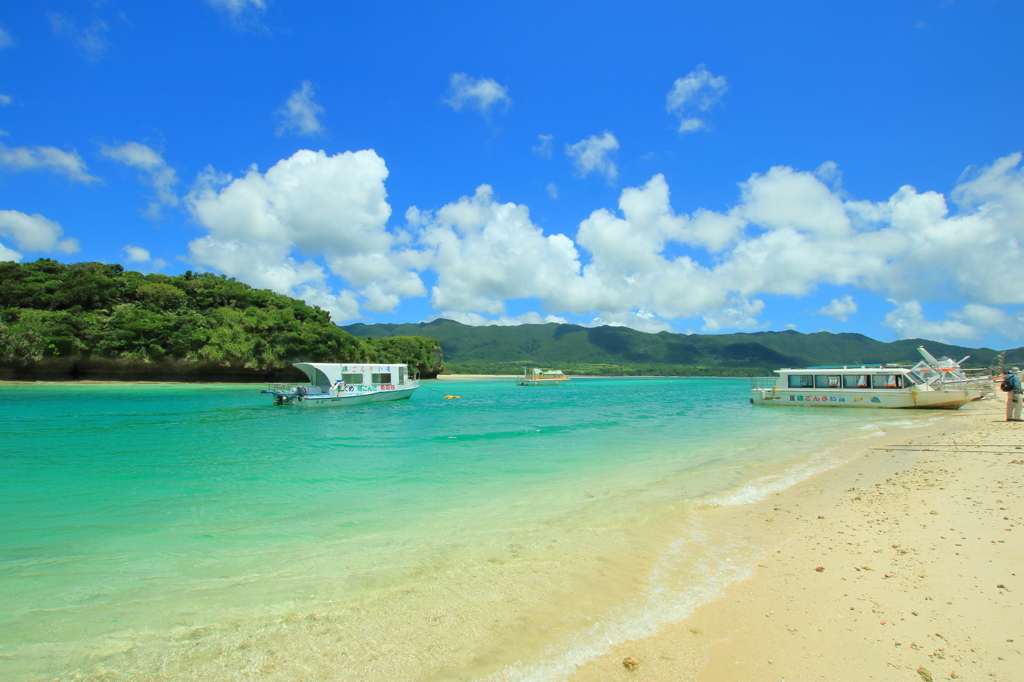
[2,1,1024,349]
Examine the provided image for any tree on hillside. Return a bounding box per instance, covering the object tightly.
[0,260,443,377]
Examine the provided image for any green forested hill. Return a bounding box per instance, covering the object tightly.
[0,260,443,381]
[342,318,1020,376]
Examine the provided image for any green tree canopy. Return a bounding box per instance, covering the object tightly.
[0,259,443,377]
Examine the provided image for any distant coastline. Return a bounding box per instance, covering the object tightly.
[0,358,308,383]
[0,370,752,384]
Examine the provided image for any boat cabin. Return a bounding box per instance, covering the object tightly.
[517,368,570,386]
[293,362,415,395]
[782,368,917,391]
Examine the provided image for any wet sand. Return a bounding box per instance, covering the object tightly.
[568,397,1023,681]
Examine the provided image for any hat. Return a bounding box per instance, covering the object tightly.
[1013,367,1020,373]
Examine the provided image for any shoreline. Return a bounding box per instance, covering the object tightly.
[566,397,1022,681]
[0,374,751,385]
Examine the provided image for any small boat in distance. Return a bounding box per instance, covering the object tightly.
[517,368,570,386]
[750,362,987,409]
[263,362,419,406]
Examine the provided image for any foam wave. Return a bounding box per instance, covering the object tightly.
[478,520,755,682]
[703,450,849,508]
[481,432,865,681]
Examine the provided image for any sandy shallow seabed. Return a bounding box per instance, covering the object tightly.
[569,397,1023,682]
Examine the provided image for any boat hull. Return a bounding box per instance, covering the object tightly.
[750,388,981,409]
[276,386,418,406]
[517,380,568,386]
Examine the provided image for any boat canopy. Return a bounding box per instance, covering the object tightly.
[294,363,344,389]
[525,368,566,376]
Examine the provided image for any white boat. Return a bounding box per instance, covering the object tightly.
[517,368,570,386]
[262,362,419,406]
[914,346,995,396]
[750,362,987,409]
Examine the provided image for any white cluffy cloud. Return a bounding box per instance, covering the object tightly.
[0,24,14,49]
[444,73,511,119]
[186,148,425,322]
[0,93,11,106]
[0,210,81,262]
[667,65,727,133]
[533,134,553,158]
[881,301,1024,344]
[410,184,581,318]
[701,298,766,333]
[817,295,857,321]
[401,152,1024,341]
[121,245,168,273]
[0,141,100,183]
[209,0,267,15]
[276,81,325,137]
[591,312,674,334]
[0,243,20,262]
[123,245,151,263]
[101,142,179,217]
[49,13,109,60]
[208,0,268,30]
[566,132,619,183]
[442,311,569,327]
[173,144,1024,344]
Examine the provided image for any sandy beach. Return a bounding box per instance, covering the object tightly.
[568,396,1023,682]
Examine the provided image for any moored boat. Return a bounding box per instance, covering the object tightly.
[517,368,570,386]
[751,362,987,409]
[262,362,419,406]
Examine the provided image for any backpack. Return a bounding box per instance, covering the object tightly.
[1001,374,1020,392]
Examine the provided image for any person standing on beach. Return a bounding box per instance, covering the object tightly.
[1006,366,1023,421]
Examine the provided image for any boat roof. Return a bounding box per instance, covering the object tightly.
[776,364,908,373]
[293,362,407,383]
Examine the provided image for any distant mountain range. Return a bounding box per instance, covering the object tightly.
[341,318,1023,376]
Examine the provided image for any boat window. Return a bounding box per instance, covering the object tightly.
[906,372,924,385]
[787,374,814,388]
[872,374,903,389]
[842,374,871,389]
[342,373,363,384]
[372,373,392,384]
[399,367,407,384]
[815,375,841,388]
[313,368,331,391]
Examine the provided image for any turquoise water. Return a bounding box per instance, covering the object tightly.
[0,378,940,681]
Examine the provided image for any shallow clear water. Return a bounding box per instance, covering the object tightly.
[0,378,941,681]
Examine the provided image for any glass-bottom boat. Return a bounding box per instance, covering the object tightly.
[262,362,419,406]
[517,368,570,386]
[751,362,988,409]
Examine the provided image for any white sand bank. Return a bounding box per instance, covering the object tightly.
[568,398,1023,681]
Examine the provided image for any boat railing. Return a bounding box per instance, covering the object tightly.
[750,377,777,390]
[263,382,327,395]
[934,368,992,392]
